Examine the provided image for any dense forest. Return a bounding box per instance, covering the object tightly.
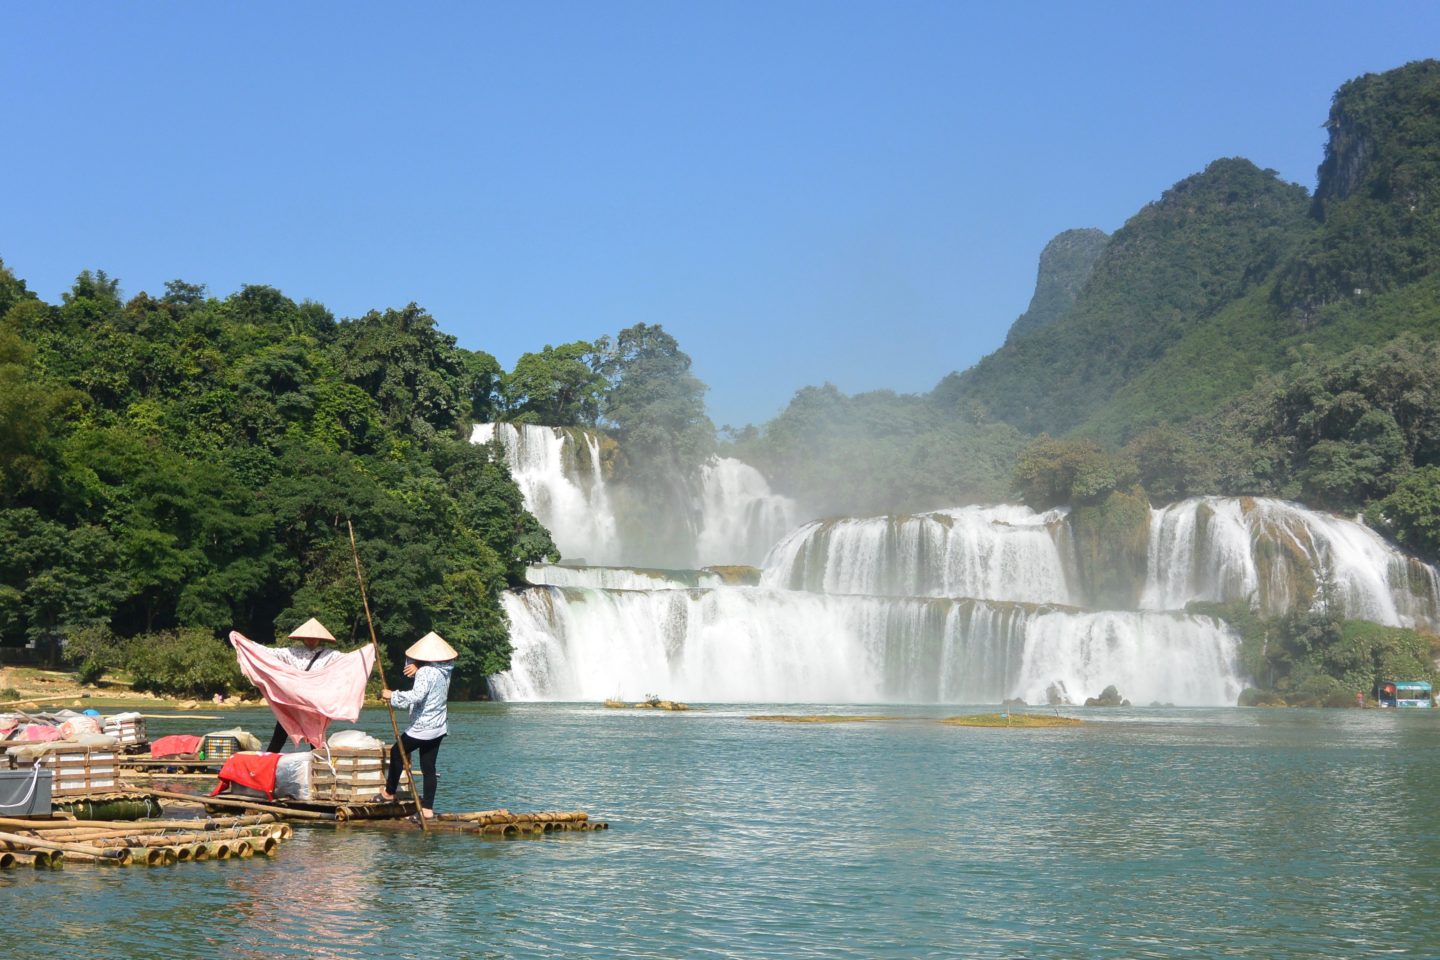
[3,60,1438,703]
[0,263,709,696]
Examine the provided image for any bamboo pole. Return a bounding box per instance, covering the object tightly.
[144,788,335,820]
[0,813,273,833]
[347,519,428,831]
[0,694,88,708]
[0,830,130,864]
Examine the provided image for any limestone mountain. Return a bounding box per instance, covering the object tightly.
[935,59,1440,444]
[1003,228,1110,344]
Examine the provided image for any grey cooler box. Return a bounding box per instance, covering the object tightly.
[0,765,54,816]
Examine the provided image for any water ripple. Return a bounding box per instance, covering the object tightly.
[6,705,1440,959]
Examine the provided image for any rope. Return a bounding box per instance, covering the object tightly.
[0,760,44,810]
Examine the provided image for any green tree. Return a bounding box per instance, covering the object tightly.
[594,323,715,481]
[502,341,604,426]
[333,303,472,438]
[1366,465,1440,563]
[1011,435,1136,511]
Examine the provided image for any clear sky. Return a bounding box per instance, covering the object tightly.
[3,2,1437,428]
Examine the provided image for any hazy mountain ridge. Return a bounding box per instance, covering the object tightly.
[939,59,1440,442]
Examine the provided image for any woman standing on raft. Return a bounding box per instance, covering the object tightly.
[378,631,456,818]
[266,618,342,753]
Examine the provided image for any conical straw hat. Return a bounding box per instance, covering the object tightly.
[406,631,457,662]
[287,617,337,642]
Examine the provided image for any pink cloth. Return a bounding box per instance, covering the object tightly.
[229,631,376,748]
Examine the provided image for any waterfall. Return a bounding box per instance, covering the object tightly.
[493,586,1245,706]
[695,458,799,567]
[1142,497,1440,629]
[474,424,797,567]
[759,505,1080,604]
[472,423,619,564]
[481,423,1438,705]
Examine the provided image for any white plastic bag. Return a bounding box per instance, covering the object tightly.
[327,729,384,750]
[274,751,313,800]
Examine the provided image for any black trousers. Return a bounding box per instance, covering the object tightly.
[267,721,289,753]
[385,733,444,810]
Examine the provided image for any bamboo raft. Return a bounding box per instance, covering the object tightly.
[0,812,292,868]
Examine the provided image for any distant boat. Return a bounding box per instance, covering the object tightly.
[1377,680,1433,708]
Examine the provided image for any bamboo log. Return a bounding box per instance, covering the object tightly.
[0,829,130,863]
[232,839,254,859]
[145,788,335,820]
[0,813,274,832]
[77,826,280,849]
[7,850,62,868]
[138,847,168,866]
[0,851,13,869]
[53,847,134,866]
[0,693,87,707]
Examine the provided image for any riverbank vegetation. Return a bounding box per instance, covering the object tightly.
[0,269,560,696]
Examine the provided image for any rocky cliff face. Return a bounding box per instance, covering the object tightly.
[1278,59,1440,314]
[1004,228,1110,343]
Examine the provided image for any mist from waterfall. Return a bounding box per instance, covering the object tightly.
[474,423,796,568]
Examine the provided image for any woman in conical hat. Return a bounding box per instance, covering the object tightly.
[265,618,342,753]
[377,630,456,818]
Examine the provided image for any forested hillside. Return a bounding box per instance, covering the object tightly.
[0,270,558,694]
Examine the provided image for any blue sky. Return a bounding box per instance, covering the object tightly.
[3,2,1437,428]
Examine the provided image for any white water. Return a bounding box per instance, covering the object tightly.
[493,587,1245,706]
[695,458,798,567]
[758,496,1440,628]
[1142,497,1440,629]
[525,564,725,591]
[474,424,796,567]
[760,505,1079,604]
[482,426,1436,705]
[473,423,619,564]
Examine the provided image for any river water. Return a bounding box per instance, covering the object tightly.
[7,705,1440,959]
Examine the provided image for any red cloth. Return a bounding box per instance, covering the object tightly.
[211,753,282,800]
[150,734,203,758]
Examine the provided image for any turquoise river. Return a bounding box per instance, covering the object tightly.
[6,704,1440,959]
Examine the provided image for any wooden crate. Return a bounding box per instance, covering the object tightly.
[24,747,119,797]
[103,715,147,746]
[310,746,391,802]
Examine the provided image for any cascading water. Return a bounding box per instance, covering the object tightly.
[474,424,795,567]
[472,423,619,564]
[494,586,1245,706]
[695,458,798,567]
[524,564,724,591]
[484,425,1432,705]
[1141,497,1440,629]
[759,505,1080,604]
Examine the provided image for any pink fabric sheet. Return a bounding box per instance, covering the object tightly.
[229,631,376,749]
